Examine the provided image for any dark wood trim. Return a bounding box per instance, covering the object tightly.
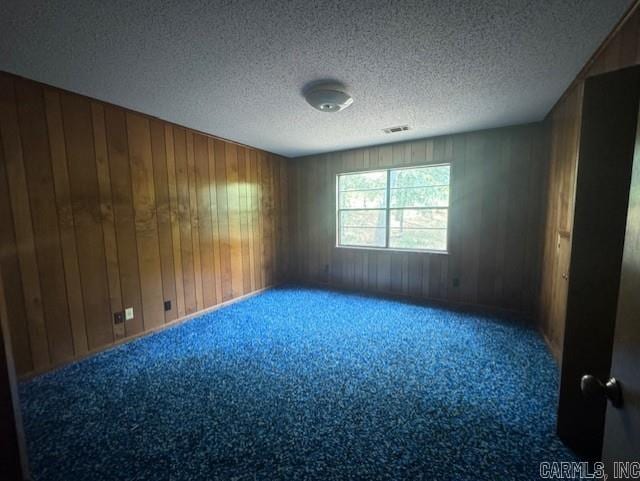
[0,273,30,480]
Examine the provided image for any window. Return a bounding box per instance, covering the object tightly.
[337,164,450,252]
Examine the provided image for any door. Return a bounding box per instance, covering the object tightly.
[558,65,640,459]
[600,108,640,467]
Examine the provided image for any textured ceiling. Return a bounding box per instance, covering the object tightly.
[1,0,633,157]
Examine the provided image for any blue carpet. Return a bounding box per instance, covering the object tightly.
[20,285,576,480]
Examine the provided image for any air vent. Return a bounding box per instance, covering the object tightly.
[383,125,411,134]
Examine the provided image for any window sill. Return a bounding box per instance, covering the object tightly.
[335,245,450,255]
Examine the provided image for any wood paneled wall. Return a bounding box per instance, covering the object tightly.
[289,124,547,314]
[538,3,640,361]
[0,72,289,377]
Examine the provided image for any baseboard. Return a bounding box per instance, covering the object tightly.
[293,279,535,322]
[19,284,279,381]
[19,281,550,381]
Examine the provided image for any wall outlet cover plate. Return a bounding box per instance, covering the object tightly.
[125,307,134,320]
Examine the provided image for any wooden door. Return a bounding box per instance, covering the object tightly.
[557,66,640,459]
[600,106,640,468]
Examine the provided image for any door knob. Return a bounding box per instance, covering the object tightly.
[580,374,623,408]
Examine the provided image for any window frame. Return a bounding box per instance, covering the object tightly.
[336,163,451,254]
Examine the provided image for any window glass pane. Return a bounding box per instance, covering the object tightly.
[389,208,448,229]
[340,209,386,228]
[389,208,447,250]
[340,227,386,247]
[339,189,386,209]
[339,171,387,191]
[390,185,449,208]
[339,209,386,247]
[390,165,450,188]
[389,228,447,250]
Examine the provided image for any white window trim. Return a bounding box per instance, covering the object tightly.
[335,163,451,254]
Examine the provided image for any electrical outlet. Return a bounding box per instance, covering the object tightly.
[125,307,134,320]
[452,277,460,287]
[113,312,124,324]
[164,300,172,312]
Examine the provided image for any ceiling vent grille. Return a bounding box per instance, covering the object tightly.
[383,125,411,134]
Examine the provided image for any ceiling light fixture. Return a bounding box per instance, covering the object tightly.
[304,84,353,113]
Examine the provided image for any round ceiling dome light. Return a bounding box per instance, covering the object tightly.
[304,85,353,113]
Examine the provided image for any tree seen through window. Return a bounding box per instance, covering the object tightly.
[337,164,449,251]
